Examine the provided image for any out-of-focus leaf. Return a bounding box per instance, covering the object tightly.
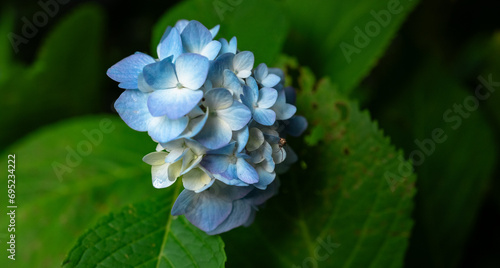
[222,56,416,268]
[0,4,105,149]
[0,116,160,268]
[63,186,226,268]
[283,0,419,94]
[375,60,495,268]
[151,0,288,65]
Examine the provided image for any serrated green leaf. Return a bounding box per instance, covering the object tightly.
[283,0,419,94]
[372,60,496,268]
[0,116,161,268]
[222,56,416,268]
[151,0,288,65]
[0,4,104,149]
[63,184,226,268]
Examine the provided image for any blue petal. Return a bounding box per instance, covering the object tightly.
[233,51,254,73]
[253,108,276,126]
[219,36,237,54]
[177,111,209,139]
[236,158,259,184]
[147,88,203,119]
[114,90,152,131]
[246,128,264,151]
[233,126,249,153]
[223,70,243,96]
[245,180,280,206]
[180,20,212,53]
[217,101,251,131]
[171,189,195,215]
[142,58,178,89]
[207,142,236,156]
[257,87,278,109]
[194,116,232,149]
[245,76,259,92]
[200,155,230,174]
[175,53,209,89]
[147,115,188,143]
[254,167,276,190]
[207,53,233,87]
[203,88,233,110]
[174,19,189,33]
[185,192,233,232]
[254,63,268,82]
[272,89,297,120]
[107,52,155,89]
[200,40,221,60]
[157,27,183,61]
[261,73,281,87]
[206,200,252,235]
[164,148,187,163]
[209,24,220,38]
[286,116,308,137]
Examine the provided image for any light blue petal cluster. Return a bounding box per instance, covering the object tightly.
[107,20,307,235]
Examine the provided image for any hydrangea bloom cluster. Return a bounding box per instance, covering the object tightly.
[107,20,307,234]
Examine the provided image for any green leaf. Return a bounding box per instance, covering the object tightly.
[0,116,161,268]
[374,60,496,267]
[283,0,419,94]
[63,184,226,267]
[151,0,288,65]
[0,4,105,149]
[222,56,416,268]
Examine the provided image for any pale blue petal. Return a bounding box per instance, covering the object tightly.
[137,73,155,93]
[245,76,259,92]
[272,89,297,120]
[174,19,189,33]
[240,86,256,110]
[114,90,152,131]
[219,36,237,54]
[254,63,268,82]
[207,53,233,87]
[236,158,258,184]
[181,20,212,53]
[200,40,221,60]
[107,52,155,89]
[217,101,251,131]
[175,53,209,89]
[147,88,203,119]
[233,51,254,73]
[233,126,249,153]
[261,73,281,87]
[223,70,243,96]
[203,88,233,110]
[177,111,209,139]
[253,108,276,126]
[142,58,178,89]
[257,87,278,109]
[147,115,188,143]
[206,200,252,235]
[194,116,232,149]
[157,27,183,61]
[185,193,233,232]
[254,167,276,190]
[209,24,220,38]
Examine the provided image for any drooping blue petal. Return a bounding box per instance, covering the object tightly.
[254,166,276,190]
[217,101,251,131]
[175,53,209,89]
[107,52,155,89]
[233,126,249,153]
[148,88,203,119]
[209,24,220,38]
[200,40,221,60]
[245,179,280,206]
[203,88,233,110]
[253,108,276,126]
[236,158,259,184]
[180,20,212,53]
[206,200,252,235]
[157,27,183,61]
[194,116,232,149]
[286,115,308,137]
[147,115,188,143]
[143,58,178,89]
[114,90,152,131]
[257,87,278,109]
[171,189,195,215]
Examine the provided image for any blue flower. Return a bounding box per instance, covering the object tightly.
[254,63,281,88]
[241,77,278,126]
[218,36,237,55]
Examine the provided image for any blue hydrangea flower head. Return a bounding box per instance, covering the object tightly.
[107,19,307,234]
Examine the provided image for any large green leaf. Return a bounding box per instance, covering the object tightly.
[222,57,416,268]
[63,184,226,267]
[373,60,496,267]
[0,4,105,149]
[0,116,161,268]
[283,0,419,94]
[151,0,288,66]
